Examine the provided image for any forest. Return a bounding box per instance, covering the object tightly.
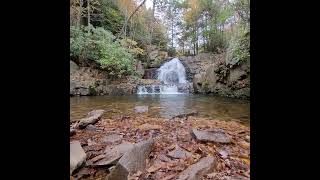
[70,0,249,78]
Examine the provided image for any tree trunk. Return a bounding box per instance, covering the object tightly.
[77,0,83,27]
[124,9,127,36]
[87,0,90,27]
[171,18,174,48]
[117,0,147,38]
[150,0,157,45]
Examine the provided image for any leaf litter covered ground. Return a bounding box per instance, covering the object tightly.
[70,114,250,180]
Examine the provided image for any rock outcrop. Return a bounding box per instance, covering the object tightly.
[179,53,250,99]
[146,45,168,68]
[70,61,139,96]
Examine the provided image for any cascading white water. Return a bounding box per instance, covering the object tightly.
[157,58,187,84]
[137,58,189,94]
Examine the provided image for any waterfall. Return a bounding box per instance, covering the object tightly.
[137,58,189,94]
[157,58,187,84]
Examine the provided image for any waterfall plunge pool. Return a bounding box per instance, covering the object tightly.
[70,94,250,126]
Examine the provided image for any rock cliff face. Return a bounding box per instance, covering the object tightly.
[70,61,165,96]
[70,61,138,96]
[70,50,249,99]
[145,45,168,68]
[179,53,250,99]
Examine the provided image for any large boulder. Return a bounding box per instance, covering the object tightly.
[77,110,104,129]
[70,141,86,175]
[106,139,154,180]
[177,156,217,180]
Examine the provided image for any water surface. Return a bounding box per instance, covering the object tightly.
[70,94,250,125]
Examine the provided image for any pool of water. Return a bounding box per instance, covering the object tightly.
[70,94,250,125]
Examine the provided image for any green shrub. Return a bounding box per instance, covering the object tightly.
[70,25,136,78]
[226,25,250,67]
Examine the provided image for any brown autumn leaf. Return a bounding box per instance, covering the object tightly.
[238,141,250,150]
[161,173,177,180]
[241,158,250,165]
[147,163,166,173]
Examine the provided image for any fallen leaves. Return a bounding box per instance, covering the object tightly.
[70,114,250,180]
[138,123,162,131]
[238,141,250,150]
[147,163,167,173]
[161,173,177,180]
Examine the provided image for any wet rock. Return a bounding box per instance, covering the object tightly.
[70,128,76,136]
[177,156,217,180]
[137,123,162,131]
[87,142,134,167]
[134,106,149,113]
[171,111,199,119]
[70,141,86,175]
[191,128,231,144]
[167,146,192,159]
[85,124,97,131]
[102,134,123,143]
[78,110,104,129]
[106,139,154,180]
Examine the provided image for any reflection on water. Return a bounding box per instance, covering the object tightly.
[70,94,250,125]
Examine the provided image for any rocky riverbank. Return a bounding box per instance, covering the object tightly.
[70,109,250,180]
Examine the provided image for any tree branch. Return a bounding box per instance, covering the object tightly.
[117,0,147,39]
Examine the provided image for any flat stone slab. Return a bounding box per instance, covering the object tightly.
[70,141,86,175]
[86,142,134,167]
[78,110,104,129]
[106,139,154,180]
[102,134,123,143]
[191,128,231,144]
[167,146,192,159]
[134,106,149,113]
[177,156,217,180]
